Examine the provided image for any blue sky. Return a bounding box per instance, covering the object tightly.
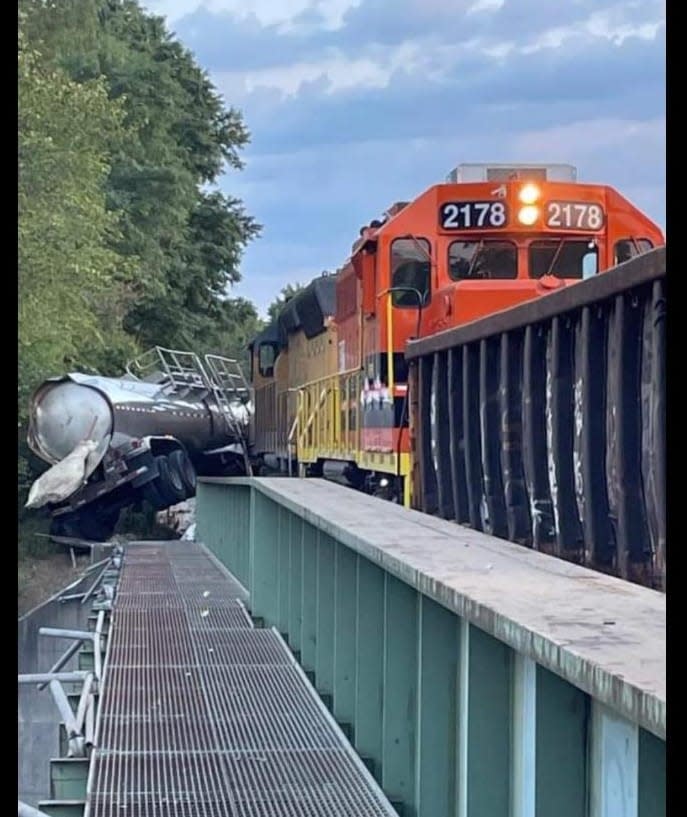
[144,0,666,318]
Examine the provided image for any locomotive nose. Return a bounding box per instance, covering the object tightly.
[28,380,113,464]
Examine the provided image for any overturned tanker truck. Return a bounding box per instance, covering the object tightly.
[26,347,253,541]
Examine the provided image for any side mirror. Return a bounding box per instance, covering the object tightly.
[387,286,425,309]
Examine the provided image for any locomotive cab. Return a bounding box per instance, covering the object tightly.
[344,163,664,503]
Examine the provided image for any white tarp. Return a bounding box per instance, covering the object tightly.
[25,440,101,509]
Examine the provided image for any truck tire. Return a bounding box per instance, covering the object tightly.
[155,454,186,506]
[142,478,167,511]
[169,449,196,498]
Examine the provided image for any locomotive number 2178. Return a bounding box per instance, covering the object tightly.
[439,201,508,230]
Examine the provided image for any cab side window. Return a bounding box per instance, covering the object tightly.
[614,238,654,265]
[391,238,431,308]
[258,343,276,378]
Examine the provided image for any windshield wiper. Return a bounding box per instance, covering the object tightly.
[401,233,433,266]
[466,240,485,278]
[543,239,565,278]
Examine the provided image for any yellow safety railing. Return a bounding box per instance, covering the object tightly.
[295,368,361,464]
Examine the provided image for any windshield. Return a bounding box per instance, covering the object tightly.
[529,239,598,280]
[448,240,517,280]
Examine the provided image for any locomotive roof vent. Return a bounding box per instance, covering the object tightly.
[446,163,577,183]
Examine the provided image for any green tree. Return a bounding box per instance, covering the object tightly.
[20,0,261,358]
[18,25,135,416]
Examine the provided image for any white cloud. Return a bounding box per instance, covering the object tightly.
[585,10,663,45]
[143,0,360,29]
[213,41,427,98]
[467,0,505,14]
[522,7,664,54]
[481,41,515,59]
[510,116,665,162]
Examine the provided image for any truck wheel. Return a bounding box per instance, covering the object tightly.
[155,455,186,506]
[142,479,167,511]
[169,449,196,498]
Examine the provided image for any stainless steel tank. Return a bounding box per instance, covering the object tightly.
[27,373,245,467]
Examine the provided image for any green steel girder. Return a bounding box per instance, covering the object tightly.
[196,478,666,817]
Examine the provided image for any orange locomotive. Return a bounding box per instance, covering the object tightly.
[249,163,664,504]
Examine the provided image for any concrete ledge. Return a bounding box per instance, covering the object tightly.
[199,476,665,739]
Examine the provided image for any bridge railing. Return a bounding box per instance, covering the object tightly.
[405,247,666,589]
[196,476,665,817]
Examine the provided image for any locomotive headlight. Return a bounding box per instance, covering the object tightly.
[518,205,540,225]
[518,183,540,204]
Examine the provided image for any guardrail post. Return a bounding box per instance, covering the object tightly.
[590,702,638,817]
[382,574,419,812]
[354,557,385,780]
[300,523,319,673]
[316,533,336,699]
[238,484,251,585]
[458,623,512,817]
[512,655,536,817]
[416,595,458,816]
[277,506,290,638]
[639,729,665,817]
[288,513,303,655]
[249,489,280,627]
[534,666,587,816]
[334,546,357,731]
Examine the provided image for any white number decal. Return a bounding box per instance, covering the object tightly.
[440,201,508,230]
[546,201,604,230]
[442,203,460,228]
[548,202,561,227]
[587,205,603,229]
[490,201,506,226]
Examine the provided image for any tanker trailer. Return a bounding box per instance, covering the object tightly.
[25,347,253,541]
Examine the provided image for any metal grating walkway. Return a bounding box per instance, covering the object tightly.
[87,541,398,817]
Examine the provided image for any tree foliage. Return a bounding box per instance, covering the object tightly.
[18,22,135,414]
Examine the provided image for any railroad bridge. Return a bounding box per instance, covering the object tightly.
[19,249,666,817]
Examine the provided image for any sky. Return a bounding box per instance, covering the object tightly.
[143,0,666,318]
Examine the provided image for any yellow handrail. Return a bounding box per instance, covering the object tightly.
[386,289,394,394]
